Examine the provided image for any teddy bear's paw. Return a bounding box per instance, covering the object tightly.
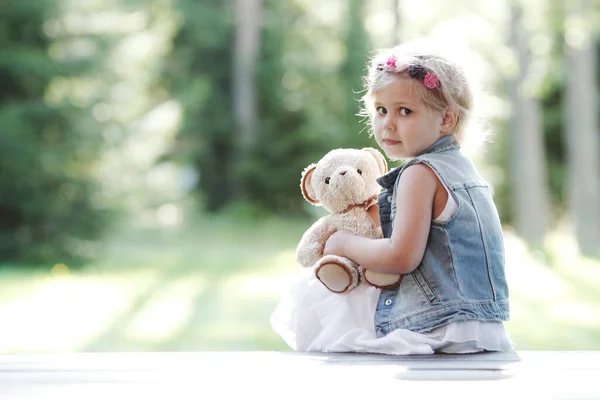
[361,269,403,289]
[315,256,359,294]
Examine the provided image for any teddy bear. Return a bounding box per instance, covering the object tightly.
[296,147,403,293]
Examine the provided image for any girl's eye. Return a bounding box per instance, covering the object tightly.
[399,107,412,116]
[325,177,330,184]
[375,106,387,116]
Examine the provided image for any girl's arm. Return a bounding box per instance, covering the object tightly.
[323,163,438,275]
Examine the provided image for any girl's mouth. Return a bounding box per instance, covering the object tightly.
[383,139,402,145]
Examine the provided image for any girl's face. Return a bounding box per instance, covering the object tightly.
[371,77,448,160]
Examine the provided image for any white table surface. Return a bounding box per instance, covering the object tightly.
[0,351,599,399]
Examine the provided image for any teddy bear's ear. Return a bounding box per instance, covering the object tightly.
[300,164,320,205]
[362,147,388,176]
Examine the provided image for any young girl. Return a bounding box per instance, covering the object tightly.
[270,39,513,354]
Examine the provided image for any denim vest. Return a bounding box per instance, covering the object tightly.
[374,135,509,336]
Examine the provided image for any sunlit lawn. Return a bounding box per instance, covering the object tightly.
[0,213,599,353]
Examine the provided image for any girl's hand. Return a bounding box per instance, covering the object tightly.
[323,230,352,257]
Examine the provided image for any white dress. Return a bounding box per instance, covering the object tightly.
[270,190,514,355]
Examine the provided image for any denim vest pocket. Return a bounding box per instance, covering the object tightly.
[411,268,437,303]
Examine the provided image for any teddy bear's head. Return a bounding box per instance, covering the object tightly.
[300,148,388,214]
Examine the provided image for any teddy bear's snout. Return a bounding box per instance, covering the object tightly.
[339,171,347,176]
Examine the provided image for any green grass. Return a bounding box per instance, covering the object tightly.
[0,214,599,353]
[503,229,600,350]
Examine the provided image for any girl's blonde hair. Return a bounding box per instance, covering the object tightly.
[360,39,477,143]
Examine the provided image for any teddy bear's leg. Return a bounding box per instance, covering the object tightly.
[314,255,359,294]
[360,267,403,289]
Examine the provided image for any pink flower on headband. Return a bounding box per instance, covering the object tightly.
[385,55,397,70]
[423,72,439,89]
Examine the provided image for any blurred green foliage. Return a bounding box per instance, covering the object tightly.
[163,1,237,212]
[0,0,112,264]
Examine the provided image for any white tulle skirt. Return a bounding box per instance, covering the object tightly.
[270,269,514,355]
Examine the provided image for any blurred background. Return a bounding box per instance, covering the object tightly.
[1,0,599,353]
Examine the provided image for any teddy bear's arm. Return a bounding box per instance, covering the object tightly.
[296,217,337,268]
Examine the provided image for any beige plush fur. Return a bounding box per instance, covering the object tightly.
[297,148,402,294]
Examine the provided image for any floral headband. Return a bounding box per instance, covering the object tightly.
[376,55,440,90]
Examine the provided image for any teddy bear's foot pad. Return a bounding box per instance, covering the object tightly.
[315,256,359,293]
[362,270,403,289]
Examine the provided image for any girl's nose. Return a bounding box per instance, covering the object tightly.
[382,116,394,132]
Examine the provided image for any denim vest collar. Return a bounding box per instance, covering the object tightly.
[376,135,460,190]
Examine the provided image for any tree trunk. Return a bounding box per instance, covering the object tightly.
[507,4,551,247]
[563,0,600,256]
[233,0,261,192]
[392,0,401,45]
[340,0,372,149]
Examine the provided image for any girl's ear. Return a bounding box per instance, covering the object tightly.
[362,147,388,176]
[441,109,459,133]
[300,164,320,205]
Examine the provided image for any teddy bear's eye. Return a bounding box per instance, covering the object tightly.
[325,177,330,184]
[357,169,362,175]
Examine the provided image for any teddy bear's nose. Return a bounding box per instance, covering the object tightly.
[339,171,347,176]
